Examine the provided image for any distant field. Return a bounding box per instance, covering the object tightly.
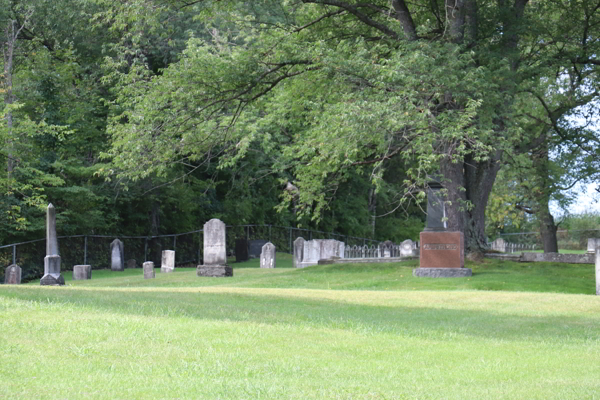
[2,258,599,399]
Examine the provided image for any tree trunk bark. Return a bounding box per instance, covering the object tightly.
[441,151,502,256]
[538,204,559,253]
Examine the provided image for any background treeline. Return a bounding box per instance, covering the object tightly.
[1,0,599,252]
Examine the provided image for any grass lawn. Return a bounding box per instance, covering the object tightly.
[1,257,599,399]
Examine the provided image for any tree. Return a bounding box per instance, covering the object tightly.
[105,0,600,255]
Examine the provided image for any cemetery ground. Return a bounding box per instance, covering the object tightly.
[1,255,599,399]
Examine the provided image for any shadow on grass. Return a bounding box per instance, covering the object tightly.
[1,286,598,344]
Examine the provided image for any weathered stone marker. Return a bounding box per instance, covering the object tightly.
[110,239,124,271]
[4,264,21,284]
[260,242,276,268]
[596,248,600,296]
[73,265,92,280]
[41,203,65,285]
[197,219,232,277]
[126,259,137,269]
[588,238,600,254]
[381,240,394,257]
[400,239,416,257]
[414,180,471,278]
[293,237,305,268]
[161,250,175,273]
[143,261,155,279]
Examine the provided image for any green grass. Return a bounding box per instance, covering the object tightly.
[2,258,599,399]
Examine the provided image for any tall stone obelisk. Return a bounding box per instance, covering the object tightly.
[40,203,65,285]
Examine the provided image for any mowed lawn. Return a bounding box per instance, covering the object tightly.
[1,257,599,399]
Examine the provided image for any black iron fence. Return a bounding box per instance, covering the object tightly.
[0,224,380,282]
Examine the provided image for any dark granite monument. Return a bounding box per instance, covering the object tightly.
[414,180,471,278]
[40,203,65,285]
[235,238,249,262]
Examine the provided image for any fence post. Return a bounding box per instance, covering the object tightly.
[289,228,292,254]
[269,225,272,243]
[12,245,16,265]
[173,236,176,252]
[84,236,88,265]
[144,238,148,262]
[246,225,249,241]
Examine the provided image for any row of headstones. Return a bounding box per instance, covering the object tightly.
[344,240,419,259]
[293,238,345,268]
[489,238,536,253]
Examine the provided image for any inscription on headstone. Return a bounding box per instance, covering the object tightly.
[73,265,92,280]
[4,264,21,284]
[41,203,65,286]
[143,261,155,279]
[260,242,276,268]
[161,250,175,273]
[110,239,124,272]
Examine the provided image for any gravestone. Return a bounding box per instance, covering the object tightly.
[197,219,232,277]
[4,264,21,284]
[127,259,137,269]
[596,248,600,295]
[260,242,276,268]
[400,239,416,257]
[41,203,65,286]
[381,240,394,257]
[73,265,92,280]
[491,238,506,252]
[414,180,471,278]
[143,261,155,279]
[588,238,599,254]
[110,239,124,271]
[293,237,305,268]
[249,240,268,258]
[235,238,249,262]
[161,250,175,273]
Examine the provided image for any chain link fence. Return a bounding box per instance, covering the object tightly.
[1,225,381,282]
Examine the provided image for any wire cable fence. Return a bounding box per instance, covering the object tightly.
[0,225,381,282]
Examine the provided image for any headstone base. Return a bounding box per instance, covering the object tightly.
[40,273,65,286]
[160,266,174,273]
[73,265,92,280]
[413,268,472,278]
[197,265,233,277]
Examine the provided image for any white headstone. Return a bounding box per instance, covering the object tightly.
[110,239,124,271]
[161,250,175,273]
[293,237,305,268]
[203,219,226,265]
[400,239,415,257]
[596,248,600,296]
[588,238,599,254]
[143,261,155,279]
[260,242,276,268]
[73,265,92,280]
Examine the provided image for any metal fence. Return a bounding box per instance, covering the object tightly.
[495,229,600,252]
[0,224,381,282]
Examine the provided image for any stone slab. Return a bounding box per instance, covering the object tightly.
[419,231,464,269]
[413,268,472,278]
[520,252,594,264]
[197,265,233,277]
[143,261,155,279]
[110,239,124,271]
[4,264,21,284]
[235,239,249,262]
[203,219,227,265]
[73,265,92,280]
[126,259,137,269]
[293,237,305,268]
[588,238,600,254]
[260,242,276,268]
[596,249,600,296]
[161,250,175,273]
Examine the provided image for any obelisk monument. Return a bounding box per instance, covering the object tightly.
[40,203,65,285]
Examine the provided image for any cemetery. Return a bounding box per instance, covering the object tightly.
[1,1,600,398]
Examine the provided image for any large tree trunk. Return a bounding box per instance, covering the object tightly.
[441,151,502,256]
[534,138,559,253]
[538,203,559,253]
